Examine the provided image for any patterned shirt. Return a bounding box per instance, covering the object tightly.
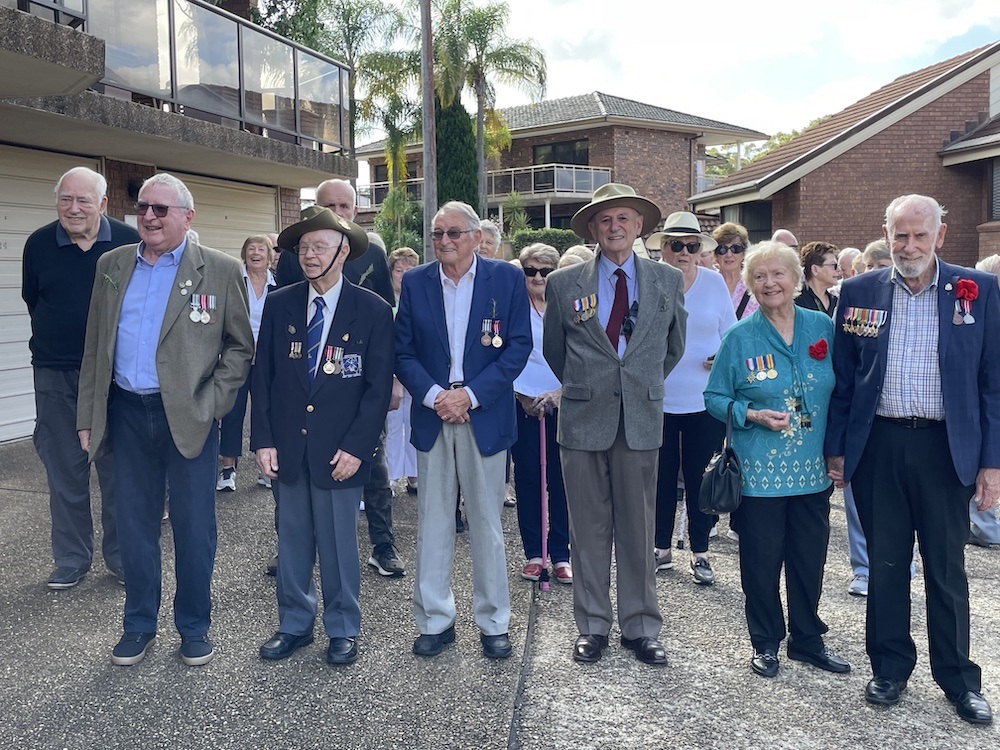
[877,261,944,420]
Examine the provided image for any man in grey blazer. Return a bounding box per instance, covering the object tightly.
[543,183,686,665]
[77,173,253,667]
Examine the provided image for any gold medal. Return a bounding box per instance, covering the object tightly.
[766,369,777,379]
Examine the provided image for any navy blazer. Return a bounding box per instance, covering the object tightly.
[251,279,394,489]
[824,259,1000,486]
[394,257,531,456]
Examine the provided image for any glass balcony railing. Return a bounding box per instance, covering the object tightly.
[6,0,86,29]
[79,0,349,153]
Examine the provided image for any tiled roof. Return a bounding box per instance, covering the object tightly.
[706,44,996,193]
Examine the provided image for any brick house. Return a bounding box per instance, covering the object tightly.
[356,92,765,233]
[690,42,1000,267]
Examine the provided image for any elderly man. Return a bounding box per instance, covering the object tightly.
[77,173,253,667]
[22,167,140,589]
[826,194,1000,725]
[838,247,861,279]
[477,219,502,258]
[274,179,402,578]
[252,207,393,665]
[771,228,799,249]
[395,201,530,659]
[543,183,686,665]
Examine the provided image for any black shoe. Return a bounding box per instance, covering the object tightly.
[751,649,779,678]
[47,565,89,590]
[690,557,715,585]
[949,690,993,725]
[368,545,406,577]
[455,513,465,533]
[111,632,156,666]
[573,634,608,663]
[787,645,851,674]
[413,625,456,657]
[266,555,278,577]
[180,635,214,666]
[106,563,126,587]
[620,636,667,665]
[326,637,359,665]
[865,677,907,706]
[481,633,513,659]
[259,631,314,660]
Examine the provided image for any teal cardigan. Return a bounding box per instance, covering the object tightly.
[704,306,834,497]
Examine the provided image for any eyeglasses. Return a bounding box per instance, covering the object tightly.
[431,229,475,242]
[294,242,342,255]
[715,243,746,256]
[135,201,187,217]
[669,240,702,254]
[523,266,553,278]
[819,262,839,269]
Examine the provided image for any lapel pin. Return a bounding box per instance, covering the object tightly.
[945,283,953,291]
[342,333,349,342]
[288,325,296,334]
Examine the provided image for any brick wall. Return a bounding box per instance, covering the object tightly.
[278,186,301,229]
[103,160,155,221]
[611,126,693,224]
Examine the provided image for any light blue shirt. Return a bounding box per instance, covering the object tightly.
[597,250,637,358]
[114,241,186,393]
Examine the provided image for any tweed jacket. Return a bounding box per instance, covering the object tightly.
[543,253,687,451]
[77,241,254,460]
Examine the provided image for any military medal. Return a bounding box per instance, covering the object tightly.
[322,345,337,375]
[331,346,344,375]
[289,341,302,359]
[956,299,975,324]
[491,320,503,348]
[572,294,597,323]
[481,319,493,346]
[765,354,777,379]
[189,296,201,322]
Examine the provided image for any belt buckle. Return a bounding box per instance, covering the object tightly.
[449,382,464,390]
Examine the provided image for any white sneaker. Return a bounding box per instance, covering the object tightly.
[654,547,674,571]
[216,467,236,491]
[257,473,272,489]
[709,525,719,538]
[848,574,869,597]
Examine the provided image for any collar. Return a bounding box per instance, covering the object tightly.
[308,274,344,309]
[136,238,186,267]
[242,264,276,287]
[597,249,636,281]
[889,256,939,296]
[438,252,478,286]
[56,214,112,248]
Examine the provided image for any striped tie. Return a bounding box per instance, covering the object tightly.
[306,297,325,381]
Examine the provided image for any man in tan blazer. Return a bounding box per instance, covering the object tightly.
[543,184,686,665]
[77,173,253,667]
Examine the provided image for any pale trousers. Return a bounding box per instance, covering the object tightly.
[386,389,417,481]
[413,422,510,636]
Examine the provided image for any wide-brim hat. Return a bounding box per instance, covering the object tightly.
[570,183,662,243]
[649,211,718,253]
[277,205,368,263]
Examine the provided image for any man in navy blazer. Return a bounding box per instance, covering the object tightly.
[395,201,531,659]
[252,207,394,666]
[825,194,1000,725]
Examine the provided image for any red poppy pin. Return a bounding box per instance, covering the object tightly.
[808,339,828,360]
[955,279,979,301]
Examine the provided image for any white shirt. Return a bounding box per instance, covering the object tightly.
[306,275,344,379]
[241,265,276,343]
[422,255,480,409]
[513,302,560,397]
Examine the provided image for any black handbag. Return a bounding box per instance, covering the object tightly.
[699,402,742,515]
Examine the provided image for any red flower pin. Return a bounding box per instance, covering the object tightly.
[808,339,828,360]
[956,279,979,301]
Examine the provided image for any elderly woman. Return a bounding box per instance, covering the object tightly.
[705,241,849,679]
[712,222,758,320]
[478,220,502,259]
[510,243,571,584]
[862,239,892,271]
[796,241,841,316]
[650,212,737,583]
[217,235,276,490]
[386,247,420,494]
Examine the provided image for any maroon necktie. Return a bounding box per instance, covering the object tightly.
[605,268,629,349]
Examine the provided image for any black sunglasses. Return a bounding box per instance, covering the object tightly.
[135,201,185,218]
[670,240,701,254]
[523,266,553,278]
[715,243,746,256]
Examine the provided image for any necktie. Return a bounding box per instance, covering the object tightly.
[605,268,629,350]
[307,297,325,381]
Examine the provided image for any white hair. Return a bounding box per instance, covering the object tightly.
[140,173,194,210]
[884,194,946,234]
[54,167,107,200]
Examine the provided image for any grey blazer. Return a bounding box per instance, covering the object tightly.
[77,241,254,460]
[543,254,686,452]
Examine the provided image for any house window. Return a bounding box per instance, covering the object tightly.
[373,161,417,183]
[740,202,772,243]
[533,140,589,166]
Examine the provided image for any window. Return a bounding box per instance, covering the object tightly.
[373,161,417,183]
[533,140,589,166]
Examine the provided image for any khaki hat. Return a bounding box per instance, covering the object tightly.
[277,205,368,263]
[570,183,662,242]
[648,211,718,253]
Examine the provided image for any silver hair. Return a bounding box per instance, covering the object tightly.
[480,220,502,244]
[519,242,559,268]
[884,194,946,234]
[54,167,107,200]
[742,240,804,296]
[975,254,1000,276]
[837,247,861,263]
[434,201,480,230]
[140,173,194,210]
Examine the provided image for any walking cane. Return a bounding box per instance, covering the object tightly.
[539,413,550,592]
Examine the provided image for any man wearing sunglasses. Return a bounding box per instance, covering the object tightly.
[77,173,253,667]
[543,183,687,666]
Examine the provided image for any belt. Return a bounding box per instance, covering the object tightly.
[875,415,944,429]
[449,381,464,389]
[111,382,162,404]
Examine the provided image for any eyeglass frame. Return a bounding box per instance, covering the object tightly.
[431,228,476,242]
[134,201,189,218]
[523,266,554,278]
[715,243,746,256]
[293,240,346,256]
[669,240,702,254]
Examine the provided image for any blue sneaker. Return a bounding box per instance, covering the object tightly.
[180,635,215,666]
[47,565,89,590]
[112,632,156,666]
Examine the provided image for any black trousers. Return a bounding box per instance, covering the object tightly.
[851,419,981,695]
[733,487,832,653]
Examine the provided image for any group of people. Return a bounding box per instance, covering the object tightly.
[21,168,997,726]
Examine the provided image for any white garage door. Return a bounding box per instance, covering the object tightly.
[175,173,278,258]
[0,146,100,442]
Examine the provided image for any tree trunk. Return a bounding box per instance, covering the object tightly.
[476,78,487,218]
[420,0,437,263]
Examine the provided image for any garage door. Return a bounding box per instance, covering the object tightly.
[0,147,101,442]
[174,173,278,258]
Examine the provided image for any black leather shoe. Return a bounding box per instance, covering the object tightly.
[573,634,608,663]
[787,645,851,674]
[751,649,779,677]
[865,676,907,706]
[326,637,359,665]
[620,636,667,665]
[481,633,513,659]
[949,690,993,725]
[259,631,314,660]
[413,625,456,657]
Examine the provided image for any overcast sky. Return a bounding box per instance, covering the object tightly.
[491,0,1000,138]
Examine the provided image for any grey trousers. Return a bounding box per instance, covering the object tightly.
[413,423,510,636]
[32,367,118,570]
[560,425,661,640]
